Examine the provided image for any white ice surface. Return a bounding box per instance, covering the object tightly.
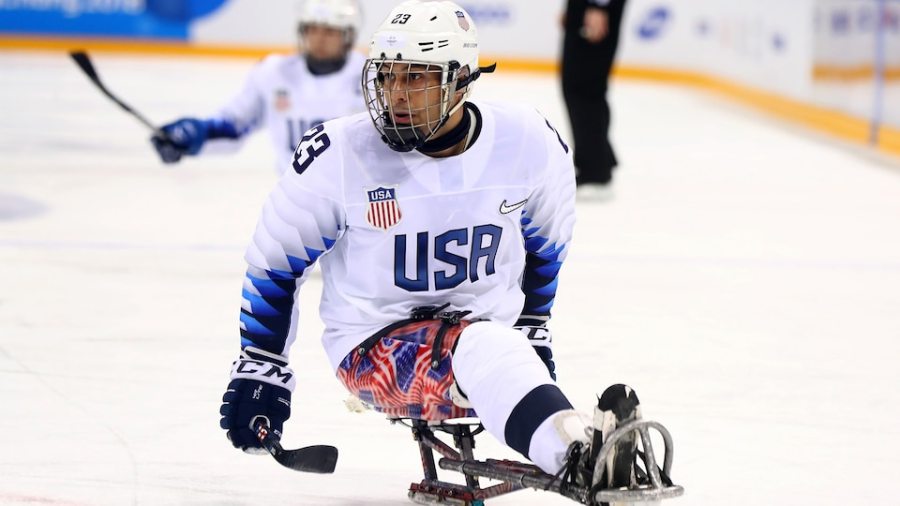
[1,51,899,506]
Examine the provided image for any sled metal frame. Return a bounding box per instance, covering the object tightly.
[396,418,684,506]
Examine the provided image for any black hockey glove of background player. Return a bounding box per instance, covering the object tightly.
[515,317,556,380]
[220,346,294,452]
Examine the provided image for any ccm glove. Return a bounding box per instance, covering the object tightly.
[219,346,295,452]
[516,319,555,380]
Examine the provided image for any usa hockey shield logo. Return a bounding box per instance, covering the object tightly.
[366,187,402,230]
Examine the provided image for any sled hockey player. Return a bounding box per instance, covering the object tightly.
[219,0,673,502]
[152,0,365,174]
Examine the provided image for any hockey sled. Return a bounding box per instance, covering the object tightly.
[394,417,683,506]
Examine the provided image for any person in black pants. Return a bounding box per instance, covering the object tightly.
[562,0,627,197]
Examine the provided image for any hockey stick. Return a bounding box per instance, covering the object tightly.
[255,420,338,474]
[68,50,170,140]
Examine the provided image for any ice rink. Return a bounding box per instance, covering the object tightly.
[2,51,899,505]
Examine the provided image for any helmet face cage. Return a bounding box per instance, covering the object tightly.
[362,58,461,152]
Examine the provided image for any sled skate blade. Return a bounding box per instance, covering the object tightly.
[408,482,482,506]
[592,420,684,505]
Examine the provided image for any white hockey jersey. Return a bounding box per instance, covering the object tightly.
[212,51,366,173]
[239,101,576,372]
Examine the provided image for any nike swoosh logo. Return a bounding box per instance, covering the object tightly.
[499,198,528,214]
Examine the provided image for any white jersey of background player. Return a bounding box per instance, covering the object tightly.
[151,0,365,174]
[219,0,646,492]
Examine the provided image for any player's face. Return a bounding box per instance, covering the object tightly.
[378,63,445,131]
[301,24,348,61]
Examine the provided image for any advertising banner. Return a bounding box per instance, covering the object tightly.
[0,0,232,40]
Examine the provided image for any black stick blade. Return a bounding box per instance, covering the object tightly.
[69,51,99,80]
[275,445,338,474]
[255,421,338,474]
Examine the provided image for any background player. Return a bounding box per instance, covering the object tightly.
[151,0,365,174]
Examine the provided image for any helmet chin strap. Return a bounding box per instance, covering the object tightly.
[379,118,421,153]
[454,63,497,91]
[381,102,477,155]
[416,64,494,154]
[418,101,474,154]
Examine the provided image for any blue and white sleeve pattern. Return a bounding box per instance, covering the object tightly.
[518,116,576,324]
[240,169,344,356]
[239,267,298,354]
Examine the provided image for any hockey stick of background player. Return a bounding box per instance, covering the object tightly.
[254,419,338,474]
[68,50,171,141]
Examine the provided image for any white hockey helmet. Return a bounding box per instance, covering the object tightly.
[297,0,362,46]
[362,0,495,152]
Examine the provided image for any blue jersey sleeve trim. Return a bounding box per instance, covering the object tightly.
[304,245,327,263]
[532,277,559,297]
[239,270,298,353]
[534,260,563,278]
[524,235,548,252]
[285,255,312,275]
[244,273,292,297]
[241,289,283,317]
[520,223,569,319]
[237,235,337,354]
[204,118,244,140]
[240,310,278,337]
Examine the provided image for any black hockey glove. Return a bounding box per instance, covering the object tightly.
[515,321,556,380]
[220,346,294,453]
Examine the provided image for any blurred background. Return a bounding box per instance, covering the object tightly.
[0,0,898,153]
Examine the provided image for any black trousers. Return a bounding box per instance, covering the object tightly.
[561,0,627,185]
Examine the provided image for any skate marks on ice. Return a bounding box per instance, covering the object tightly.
[0,193,47,221]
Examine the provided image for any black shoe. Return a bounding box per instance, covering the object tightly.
[590,384,641,494]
